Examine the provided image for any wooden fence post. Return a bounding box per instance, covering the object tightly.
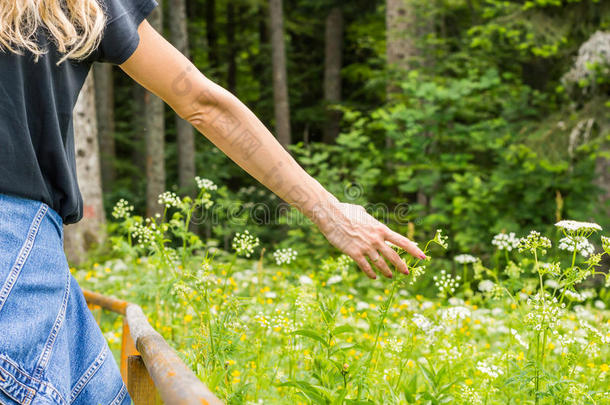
[127,355,160,404]
[121,317,139,384]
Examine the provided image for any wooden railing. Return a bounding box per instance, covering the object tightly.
[83,289,223,405]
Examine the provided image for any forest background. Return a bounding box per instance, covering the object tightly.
[67,0,610,272]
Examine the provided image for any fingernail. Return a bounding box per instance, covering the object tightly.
[419,253,427,260]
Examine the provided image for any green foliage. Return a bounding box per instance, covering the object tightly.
[78,190,610,404]
[103,0,610,280]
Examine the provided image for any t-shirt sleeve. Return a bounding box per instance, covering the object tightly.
[94,0,158,65]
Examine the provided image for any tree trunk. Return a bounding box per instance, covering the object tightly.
[93,63,115,192]
[169,0,196,194]
[64,72,106,265]
[386,0,429,207]
[206,0,219,69]
[386,0,416,92]
[131,83,146,188]
[145,2,166,218]
[269,0,291,149]
[323,7,344,144]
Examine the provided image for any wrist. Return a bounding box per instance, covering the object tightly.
[307,191,342,230]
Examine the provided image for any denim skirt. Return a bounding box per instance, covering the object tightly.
[0,193,130,405]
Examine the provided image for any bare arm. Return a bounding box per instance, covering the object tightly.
[119,20,426,279]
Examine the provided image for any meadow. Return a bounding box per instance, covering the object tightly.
[75,180,610,404]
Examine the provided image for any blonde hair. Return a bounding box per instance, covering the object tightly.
[0,0,106,64]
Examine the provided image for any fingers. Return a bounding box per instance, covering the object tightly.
[386,229,426,260]
[367,250,393,279]
[378,242,409,275]
[354,255,377,280]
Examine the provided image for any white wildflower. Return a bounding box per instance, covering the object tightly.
[437,343,461,363]
[555,220,602,234]
[420,301,434,310]
[411,314,442,336]
[518,230,552,254]
[433,270,461,298]
[594,300,606,310]
[454,254,477,264]
[356,301,369,311]
[131,219,162,247]
[492,232,520,251]
[412,313,432,331]
[510,329,529,349]
[525,292,564,331]
[558,235,595,257]
[460,386,482,405]
[476,360,504,379]
[562,289,585,302]
[433,229,449,249]
[441,306,471,322]
[448,297,464,306]
[111,198,134,219]
[408,265,427,285]
[491,307,503,317]
[327,275,343,285]
[298,275,313,286]
[195,176,218,191]
[544,279,560,289]
[158,191,182,208]
[601,235,610,251]
[273,248,298,265]
[478,280,495,293]
[232,230,260,258]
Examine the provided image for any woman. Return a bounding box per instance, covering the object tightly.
[0,0,426,403]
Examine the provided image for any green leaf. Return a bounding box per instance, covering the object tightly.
[332,324,355,335]
[279,381,327,405]
[331,342,358,356]
[292,329,329,347]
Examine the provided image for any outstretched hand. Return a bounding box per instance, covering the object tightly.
[314,201,426,279]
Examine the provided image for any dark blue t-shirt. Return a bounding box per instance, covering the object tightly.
[0,0,157,224]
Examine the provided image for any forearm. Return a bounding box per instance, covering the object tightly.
[185,78,338,224]
[120,20,424,279]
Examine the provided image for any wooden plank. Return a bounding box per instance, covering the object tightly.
[121,317,140,385]
[83,289,128,315]
[127,355,160,405]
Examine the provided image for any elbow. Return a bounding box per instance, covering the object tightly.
[178,79,230,128]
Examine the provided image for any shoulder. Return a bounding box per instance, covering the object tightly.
[99,0,158,25]
[94,0,158,65]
